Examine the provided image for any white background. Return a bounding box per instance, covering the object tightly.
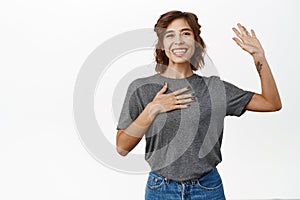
[1,0,299,199]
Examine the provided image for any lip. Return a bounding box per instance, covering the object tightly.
[171,48,188,52]
[171,48,188,56]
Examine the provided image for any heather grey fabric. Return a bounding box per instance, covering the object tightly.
[117,73,254,181]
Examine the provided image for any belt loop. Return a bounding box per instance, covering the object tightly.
[192,178,198,185]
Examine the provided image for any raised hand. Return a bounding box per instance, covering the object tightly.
[232,23,265,58]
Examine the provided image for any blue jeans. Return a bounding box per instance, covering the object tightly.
[145,167,226,200]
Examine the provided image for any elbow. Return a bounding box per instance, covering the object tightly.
[116,130,130,156]
[271,102,282,112]
[276,103,282,111]
[116,146,129,157]
[274,99,283,111]
[273,95,283,111]
[264,95,282,112]
[274,104,282,111]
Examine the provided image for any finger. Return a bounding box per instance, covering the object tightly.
[251,29,256,38]
[177,98,195,104]
[173,86,190,96]
[173,104,190,110]
[158,82,168,94]
[176,93,194,100]
[232,27,243,40]
[232,37,244,48]
[237,23,250,36]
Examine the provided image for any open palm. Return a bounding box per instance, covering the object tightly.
[232,23,265,57]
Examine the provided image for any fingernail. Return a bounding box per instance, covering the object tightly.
[186,86,191,90]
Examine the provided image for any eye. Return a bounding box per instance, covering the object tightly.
[183,32,191,36]
[165,34,174,38]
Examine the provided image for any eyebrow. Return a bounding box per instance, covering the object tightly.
[164,28,193,35]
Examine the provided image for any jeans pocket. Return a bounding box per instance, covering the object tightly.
[197,168,223,191]
[146,171,166,190]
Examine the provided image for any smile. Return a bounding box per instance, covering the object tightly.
[171,48,188,56]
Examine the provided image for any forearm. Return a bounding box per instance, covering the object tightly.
[116,102,159,156]
[253,54,282,109]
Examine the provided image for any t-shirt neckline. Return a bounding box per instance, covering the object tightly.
[156,73,196,80]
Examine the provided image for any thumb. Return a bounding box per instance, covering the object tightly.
[158,82,168,94]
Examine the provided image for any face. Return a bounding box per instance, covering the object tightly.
[162,18,195,65]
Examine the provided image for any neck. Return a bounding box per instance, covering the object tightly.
[160,62,194,79]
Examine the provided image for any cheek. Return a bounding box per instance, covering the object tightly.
[164,48,172,59]
[190,45,196,54]
[188,40,196,53]
[162,40,171,50]
[186,38,195,46]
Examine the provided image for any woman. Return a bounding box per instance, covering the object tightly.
[116,10,281,200]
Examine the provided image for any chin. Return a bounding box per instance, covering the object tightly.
[170,57,191,64]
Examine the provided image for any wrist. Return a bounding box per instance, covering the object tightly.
[252,53,267,74]
[252,52,266,62]
[145,102,160,119]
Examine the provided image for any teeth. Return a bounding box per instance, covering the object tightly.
[172,49,187,54]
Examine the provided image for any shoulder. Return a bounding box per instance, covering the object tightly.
[200,75,236,87]
[200,75,222,84]
[129,74,161,89]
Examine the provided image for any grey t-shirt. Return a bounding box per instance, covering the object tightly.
[116,73,254,181]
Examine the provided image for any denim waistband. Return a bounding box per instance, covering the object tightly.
[149,167,216,184]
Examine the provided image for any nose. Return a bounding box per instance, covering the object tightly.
[174,34,184,45]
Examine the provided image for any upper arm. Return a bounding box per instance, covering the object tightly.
[116,80,144,132]
[222,78,254,116]
[245,93,281,112]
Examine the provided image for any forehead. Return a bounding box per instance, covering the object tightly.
[166,18,192,32]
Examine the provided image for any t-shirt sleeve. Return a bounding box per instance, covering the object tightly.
[116,81,144,130]
[222,80,254,117]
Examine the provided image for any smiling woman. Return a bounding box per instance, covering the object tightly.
[154,11,206,77]
[163,21,195,67]
[116,10,282,200]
